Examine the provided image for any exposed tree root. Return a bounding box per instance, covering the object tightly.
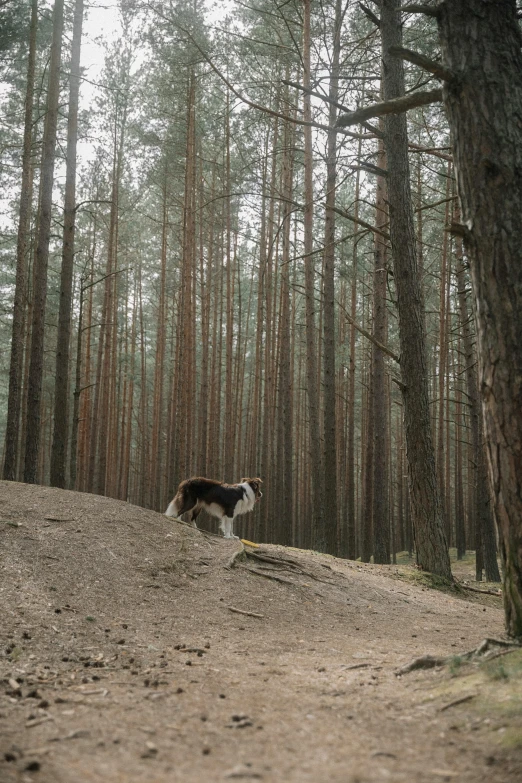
[397,637,522,675]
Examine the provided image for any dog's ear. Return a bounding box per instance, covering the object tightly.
[249,478,263,492]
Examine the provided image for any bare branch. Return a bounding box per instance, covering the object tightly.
[282,79,379,138]
[332,205,390,241]
[339,303,400,364]
[408,141,452,162]
[359,2,380,27]
[388,45,454,81]
[337,88,442,127]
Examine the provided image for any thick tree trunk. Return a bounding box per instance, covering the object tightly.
[438,3,520,616]
[50,0,84,488]
[3,0,37,481]
[381,0,451,577]
[24,0,64,484]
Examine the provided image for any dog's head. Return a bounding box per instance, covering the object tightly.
[242,477,263,502]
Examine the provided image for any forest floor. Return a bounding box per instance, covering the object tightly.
[1,481,521,783]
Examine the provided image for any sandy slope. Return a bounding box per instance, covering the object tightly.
[1,480,520,783]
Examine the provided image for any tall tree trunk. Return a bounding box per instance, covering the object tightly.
[3,0,38,481]
[380,0,451,577]
[372,131,390,563]
[345,137,362,559]
[321,0,343,554]
[455,222,500,581]
[303,0,325,548]
[23,0,64,483]
[50,0,84,488]
[277,92,295,546]
[149,169,169,508]
[438,5,516,596]
[436,166,452,540]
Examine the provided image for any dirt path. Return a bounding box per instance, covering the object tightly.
[1,481,521,782]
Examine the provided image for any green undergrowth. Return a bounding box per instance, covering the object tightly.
[424,648,522,749]
[390,548,502,604]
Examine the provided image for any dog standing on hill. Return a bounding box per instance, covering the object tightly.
[165,477,263,539]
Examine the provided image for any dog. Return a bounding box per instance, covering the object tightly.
[165,477,263,539]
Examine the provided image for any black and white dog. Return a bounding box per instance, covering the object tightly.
[165,477,263,539]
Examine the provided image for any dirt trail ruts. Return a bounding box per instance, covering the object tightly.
[1,481,520,783]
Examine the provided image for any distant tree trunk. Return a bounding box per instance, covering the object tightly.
[3,0,37,481]
[345,138,362,560]
[361,358,374,563]
[372,131,390,564]
[454,330,466,560]
[321,0,343,554]
[303,0,325,549]
[277,95,295,546]
[224,89,235,482]
[50,0,84,488]
[69,276,84,490]
[24,0,64,484]
[260,108,279,540]
[380,0,451,578]
[455,223,500,582]
[436,166,452,541]
[149,169,168,509]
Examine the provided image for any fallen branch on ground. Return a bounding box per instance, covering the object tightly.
[439,694,476,712]
[228,606,265,619]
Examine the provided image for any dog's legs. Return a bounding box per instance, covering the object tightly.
[221,516,239,540]
[187,505,202,529]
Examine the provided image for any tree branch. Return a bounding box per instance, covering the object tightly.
[339,302,400,364]
[282,79,380,138]
[336,88,442,127]
[150,6,367,141]
[400,4,440,17]
[332,205,390,240]
[388,45,454,81]
[359,2,380,27]
[352,162,388,178]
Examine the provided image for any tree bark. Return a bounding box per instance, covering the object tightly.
[321,0,342,555]
[380,0,451,578]
[303,0,325,549]
[455,236,500,582]
[437,2,520,611]
[372,130,390,564]
[50,0,84,488]
[24,0,64,484]
[3,0,37,481]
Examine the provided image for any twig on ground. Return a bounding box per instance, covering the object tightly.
[342,663,371,670]
[439,694,476,712]
[228,606,265,619]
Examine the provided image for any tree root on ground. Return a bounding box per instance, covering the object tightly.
[396,637,522,676]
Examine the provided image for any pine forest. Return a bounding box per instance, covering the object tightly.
[0,0,518,589]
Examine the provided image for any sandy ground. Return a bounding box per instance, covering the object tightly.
[1,480,521,783]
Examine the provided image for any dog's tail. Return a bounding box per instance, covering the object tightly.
[165,480,190,517]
